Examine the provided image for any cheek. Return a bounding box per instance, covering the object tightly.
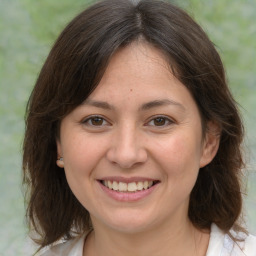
[153,133,202,177]
[61,136,107,209]
[62,135,105,181]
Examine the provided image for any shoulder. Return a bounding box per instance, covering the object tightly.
[243,233,256,255]
[207,223,256,256]
[37,234,86,256]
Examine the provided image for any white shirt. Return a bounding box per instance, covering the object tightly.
[38,224,256,256]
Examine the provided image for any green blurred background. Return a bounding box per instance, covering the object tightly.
[0,0,255,254]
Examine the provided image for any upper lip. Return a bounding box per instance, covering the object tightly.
[98,176,160,183]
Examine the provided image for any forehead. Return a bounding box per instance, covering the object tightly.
[100,42,172,86]
[87,42,196,110]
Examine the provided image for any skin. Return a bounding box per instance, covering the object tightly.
[57,42,220,256]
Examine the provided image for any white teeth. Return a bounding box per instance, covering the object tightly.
[119,182,127,191]
[107,180,113,189]
[127,182,137,192]
[143,181,149,189]
[137,182,144,191]
[102,180,155,192]
[112,181,119,191]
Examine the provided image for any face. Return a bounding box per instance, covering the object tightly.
[57,42,219,234]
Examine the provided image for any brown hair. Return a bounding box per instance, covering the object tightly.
[23,0,246,249]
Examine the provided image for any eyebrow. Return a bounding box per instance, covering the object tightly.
[139,99,185,111]
[82,99,185,111]
[82,99,113,110]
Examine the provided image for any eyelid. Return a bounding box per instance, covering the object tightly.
[81,115,111,127]
[145,115,175,127]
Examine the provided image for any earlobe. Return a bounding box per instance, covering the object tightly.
[56,140,64,168]
[56,157,64,168]
[200,121,221,168]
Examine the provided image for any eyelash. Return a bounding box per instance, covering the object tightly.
[82,115,174,128]
[82,115,110,127]
[146,116,174,128]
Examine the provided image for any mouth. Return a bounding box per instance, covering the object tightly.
[99,180,160,193]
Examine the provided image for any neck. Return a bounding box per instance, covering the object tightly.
[83,217,210,256]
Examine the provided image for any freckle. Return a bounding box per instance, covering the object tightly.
[130,89,133,92]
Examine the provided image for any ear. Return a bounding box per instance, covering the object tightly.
[200,121,221,168]
[56,139,64,168]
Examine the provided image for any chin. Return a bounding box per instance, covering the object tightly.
[94,210,156,234]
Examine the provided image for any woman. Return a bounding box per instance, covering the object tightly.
[23,0,256,255]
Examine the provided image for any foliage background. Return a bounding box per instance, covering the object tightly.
[0,0,255,254]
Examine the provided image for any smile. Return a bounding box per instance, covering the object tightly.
[100,180,159,192]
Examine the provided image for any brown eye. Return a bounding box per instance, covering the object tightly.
[146,116,173,127]
[153,117,166,126]
[83,116,108,127]
[91,117,104,126]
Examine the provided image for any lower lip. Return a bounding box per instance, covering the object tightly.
[98,181,159,202]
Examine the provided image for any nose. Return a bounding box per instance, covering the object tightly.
[106,126,148,169]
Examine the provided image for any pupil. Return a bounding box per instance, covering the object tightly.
[92,117,103,125]
[154,118,165,126]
